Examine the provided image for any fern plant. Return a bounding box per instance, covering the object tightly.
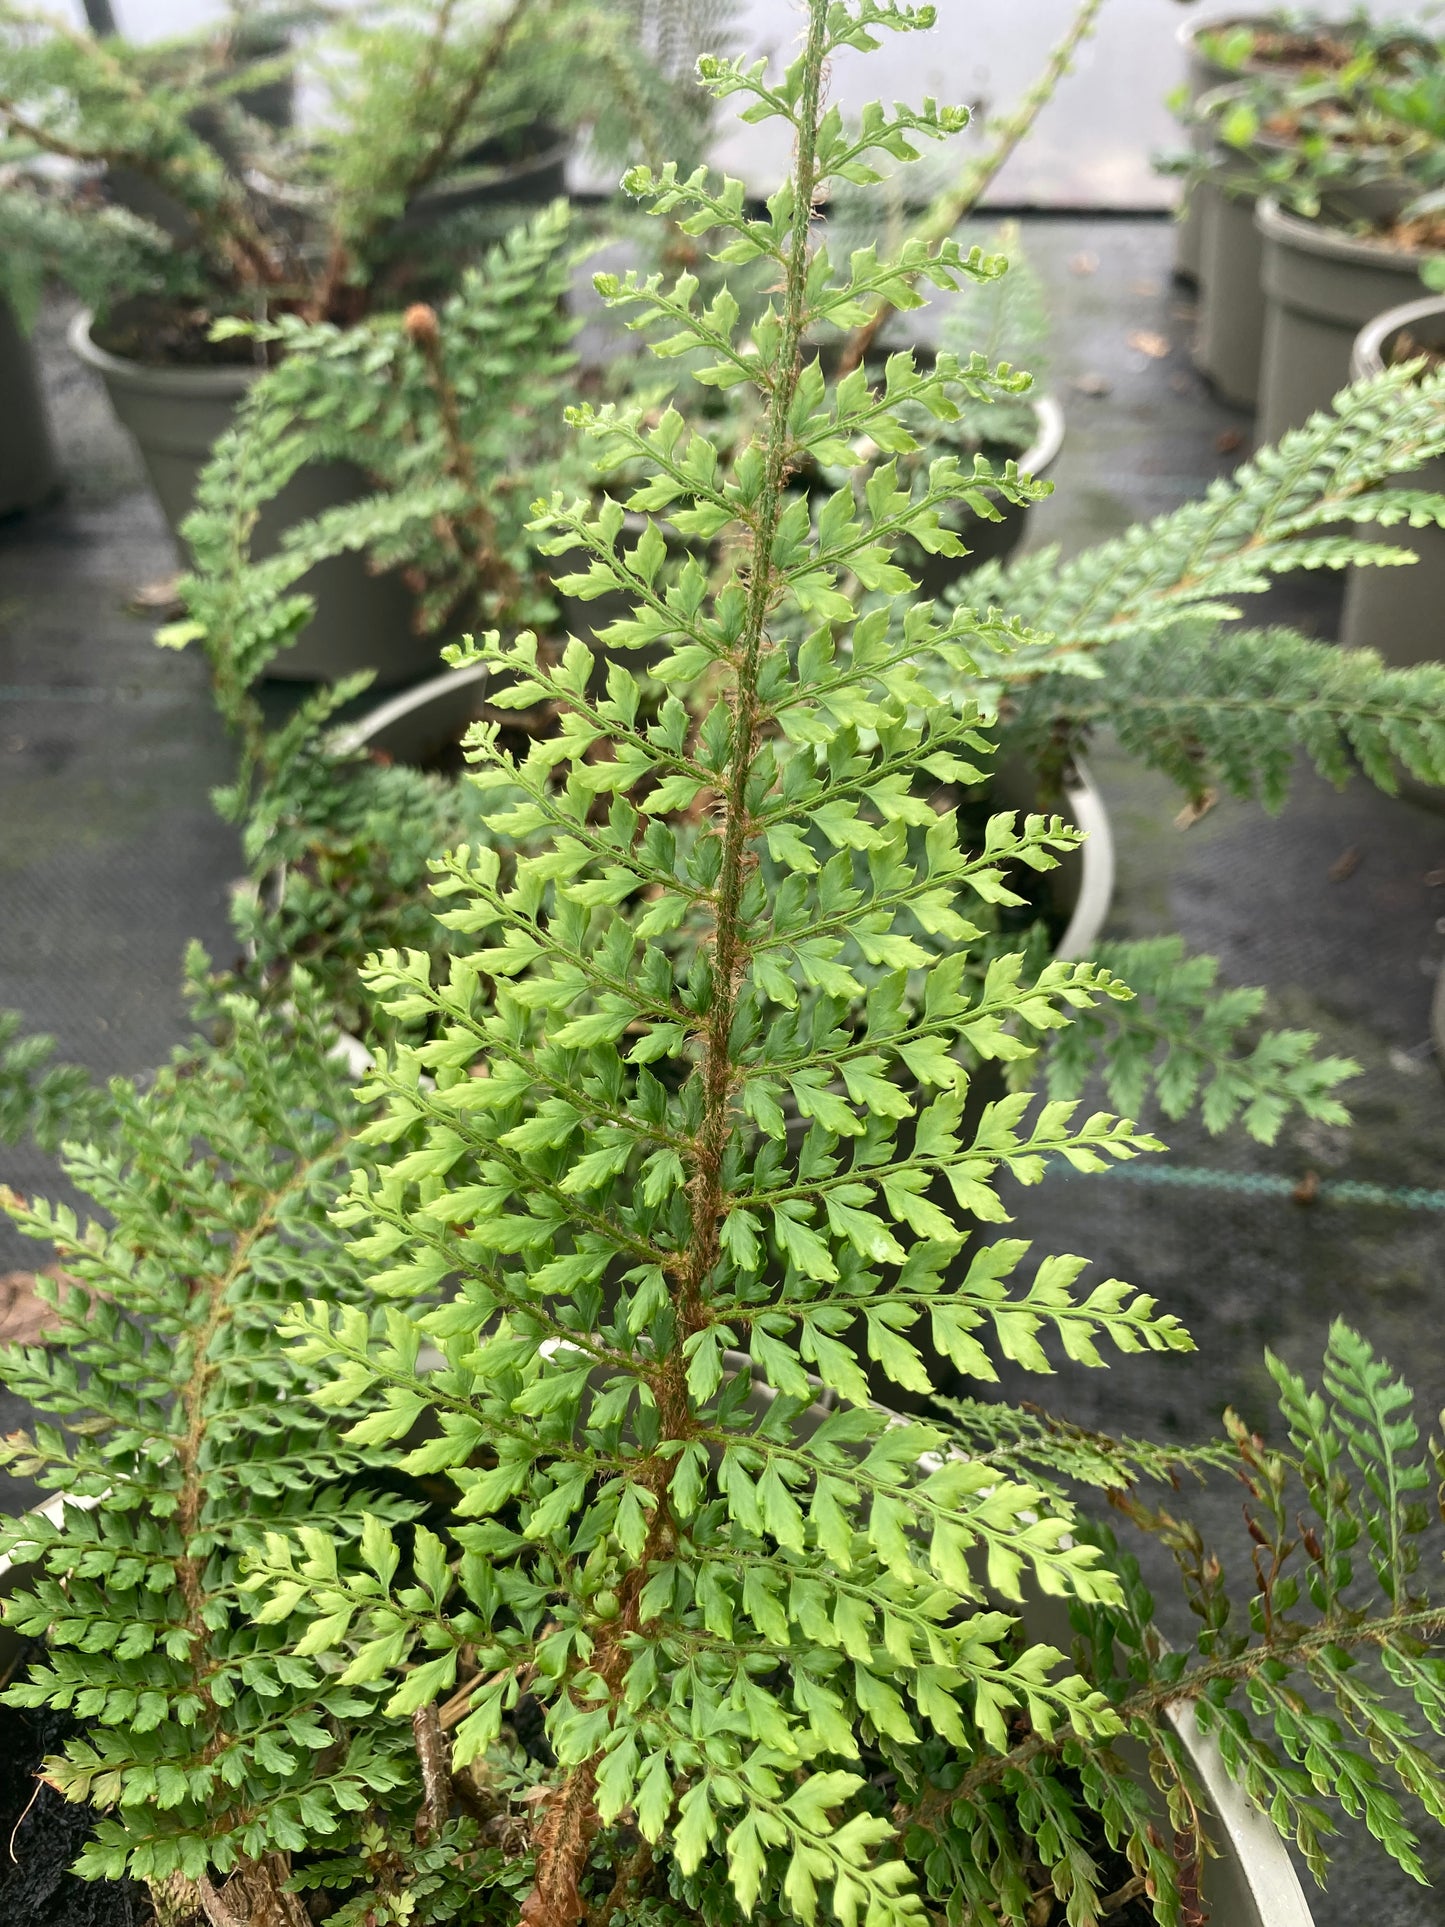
[904,1323,1445,1919]
[0,965,443,1925]
[7,7,1445,1924]
[156,202,584,1031]
[0,0,724,342]
[170,249,1445,1135]
[0,1006,108,1152]
[201,5,1445,1923]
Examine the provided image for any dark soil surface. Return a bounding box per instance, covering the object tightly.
[90,300,271,371]
[1388,326,1445,375]
[0,1690,146,1927]
[1206,22,1430,74]
[1239,28,1359,70]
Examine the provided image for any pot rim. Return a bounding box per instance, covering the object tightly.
[1350,292,1445,381]
[412,131,573,206]
[1176,10,1411,76]
[1176,9,1278,78]
[1192,78,1294,155]
[1017,391,1065,482]
[1255,194,1439,268]
[67,305,260,397]
[329,658,490,760]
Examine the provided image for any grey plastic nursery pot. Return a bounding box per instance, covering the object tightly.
[1173,12,1258,285]
[1172,11,1350,289]
[1255,197,1441,444]
[1187,86,1324,409]
[69,309,425,685]
[1340,295,1445,672]
[1194,175,1270,407]
[1341,296,1445,813]
[0,297,60,518]
[1190,85,1418,409]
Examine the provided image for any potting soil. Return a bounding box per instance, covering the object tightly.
[0,1693,146,1927]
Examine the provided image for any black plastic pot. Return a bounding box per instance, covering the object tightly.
[400,127,571,231]
[257,124,572,248]
[104,25,296,243]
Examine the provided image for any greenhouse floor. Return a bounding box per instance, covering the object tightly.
[2,216,1444,1922]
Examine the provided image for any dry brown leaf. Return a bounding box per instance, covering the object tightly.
[1215,427,1245,454]
[1127,329,1171,360]
[1329,846,1361,883]
[126,575,186,617]
[1174,790,1217,829]
[0,1269,65,1344]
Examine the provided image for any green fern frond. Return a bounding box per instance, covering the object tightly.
[1004,620,1445,811]
[966,365,1445,646]
[1044,935,1358,1142]
[0,972,431,1894]
[0,1009,107,1153]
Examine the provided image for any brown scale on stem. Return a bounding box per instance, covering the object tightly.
[404,300,521,621]
[516,5,834,1920]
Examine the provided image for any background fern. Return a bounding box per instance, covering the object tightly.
[0,969,436,1915]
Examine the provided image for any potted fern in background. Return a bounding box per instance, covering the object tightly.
[1167,18,1443,411]
[8,6,1445,1924]
[1167,8,1430,290]
[0,0,724,680]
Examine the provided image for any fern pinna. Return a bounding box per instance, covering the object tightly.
[261,3,1192,1919]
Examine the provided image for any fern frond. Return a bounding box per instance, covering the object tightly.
[1005,620,1445,811]
[0,1009,107,1153]
[0,972,428,1890]
[967,366,1445,645]
[1044,935,1358,1142]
